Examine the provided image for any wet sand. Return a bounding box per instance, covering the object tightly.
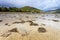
[0,12,60,40]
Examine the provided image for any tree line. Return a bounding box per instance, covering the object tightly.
[0,7,22,12]
[0,6,42,13]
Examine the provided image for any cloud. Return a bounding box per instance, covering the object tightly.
[39,0,60,10]
[0,0,60,11]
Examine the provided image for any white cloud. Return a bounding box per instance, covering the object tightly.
[0,0,60,11]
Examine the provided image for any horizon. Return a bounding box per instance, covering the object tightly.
[0,0,60,11]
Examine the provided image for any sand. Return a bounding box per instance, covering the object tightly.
[0,12,60,40]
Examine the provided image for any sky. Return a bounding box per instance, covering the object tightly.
[0,0,60,11]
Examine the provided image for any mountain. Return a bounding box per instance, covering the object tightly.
[45,8,60,13]
[54,9,60,13]
[44,7,59,12]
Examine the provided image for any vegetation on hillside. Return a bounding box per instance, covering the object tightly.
[0,6,42,13]
[55,9,60,13]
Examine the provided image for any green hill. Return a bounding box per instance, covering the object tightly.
[20,6,42,13]
[0,6,43,13]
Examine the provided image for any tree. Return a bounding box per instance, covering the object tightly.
[0,7,2,12]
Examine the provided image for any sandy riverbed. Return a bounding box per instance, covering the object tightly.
[0,12,60,40]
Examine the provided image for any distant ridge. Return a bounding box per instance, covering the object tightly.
[45,8,60,13]
[54,9,60,13]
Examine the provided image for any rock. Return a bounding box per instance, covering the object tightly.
[5,23,8,25]
[9,28,18,32]
[0,20,3,22]
[26,20,38,26]
[38,27,46,33]
[26,20,33,23]
[5,23,10,26]
[30,23,38,26]
[12,21,25,24]
[52,20,59,22]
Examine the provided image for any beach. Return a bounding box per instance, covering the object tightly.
[0,12,60,40]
